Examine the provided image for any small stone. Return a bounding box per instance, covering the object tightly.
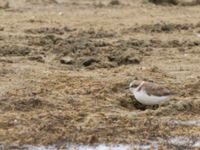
[60,56,74,65]
[82,58,98,67]
[0,27,4,31]
[58,12,63,16]
[109,0,121,5]
[63,26,76,32]
[28,55,45,63]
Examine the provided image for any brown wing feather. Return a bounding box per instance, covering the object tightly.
[142,82,172,96]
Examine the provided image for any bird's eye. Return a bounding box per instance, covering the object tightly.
[131,84,137,88]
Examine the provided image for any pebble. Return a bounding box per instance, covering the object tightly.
[60,56,74,65]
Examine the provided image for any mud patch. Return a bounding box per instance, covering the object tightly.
[25,0,58,5]
[0,45,31,56]
[153,99,200,116]
[148,0,178,5]
[26,28,142,69]
[109,0,121,6]
[0,26,4,31]
[124,23,197,33]
[0,97,53,112]
[25,27,75,35]
[28,55,45,63]
[182,80,200,96]
[119,97,148,111]
[148,0,200,6]
[77,28,116,39]
[23,25,200,69]
[0,68,14,76]
[0,1,9,9]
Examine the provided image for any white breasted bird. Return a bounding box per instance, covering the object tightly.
[128,80,174,105]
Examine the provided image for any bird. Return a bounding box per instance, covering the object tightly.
[128,80,174,105]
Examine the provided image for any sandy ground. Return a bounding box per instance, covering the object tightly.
[0,0,200,149]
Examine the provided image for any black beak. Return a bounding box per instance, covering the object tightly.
[125,86,129,90]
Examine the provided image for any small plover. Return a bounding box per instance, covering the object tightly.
[128,80,174,105]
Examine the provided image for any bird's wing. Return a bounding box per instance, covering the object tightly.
[143,82,172,96]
